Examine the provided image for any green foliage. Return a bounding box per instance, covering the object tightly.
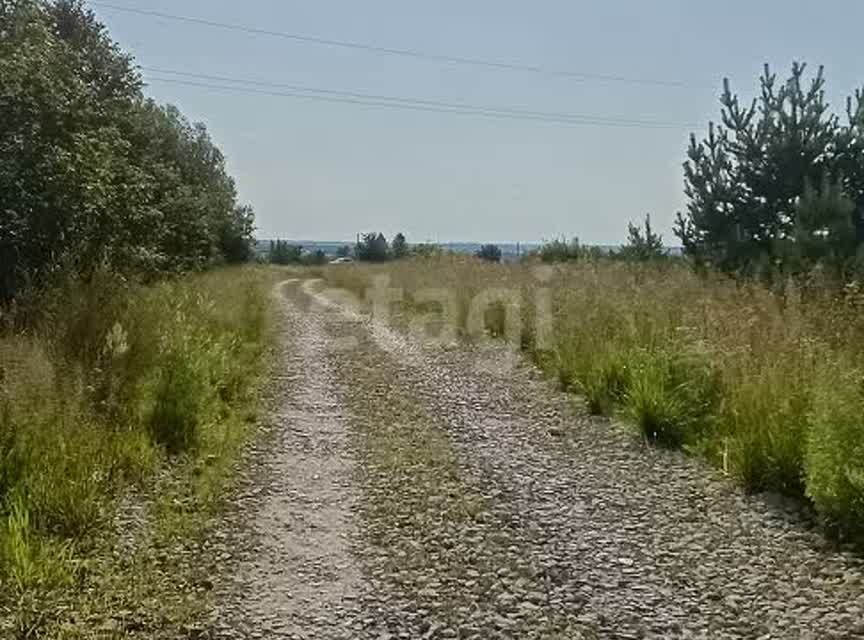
[304,249,328,265]
[0,0,255,296]
[476,244,502,263]
[577,350,631,416]
[624,348,721,448]
[269,240,303,265]
[617,215,666,261]
[537,237,583,263]
[676,63,864,274]
[336,245,352,258]
[0,267,275,593]
[411,243,444,258]
[806,363,864,537]
[780,176,858,275]
[391,232,408,259]
[355,232,391,262]
[327,259,864,540]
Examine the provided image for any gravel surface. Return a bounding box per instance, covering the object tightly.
[209,279,864,639]
[209,282,365,638]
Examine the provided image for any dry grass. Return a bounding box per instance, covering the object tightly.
[323,257,864,541]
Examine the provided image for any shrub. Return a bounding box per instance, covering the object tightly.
[538,237,583,263]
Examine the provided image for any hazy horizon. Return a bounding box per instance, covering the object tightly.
[94,1,864,244]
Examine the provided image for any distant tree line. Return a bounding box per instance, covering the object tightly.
[353,232,412,262]
[268,240,326,266]
[0,0,255,301]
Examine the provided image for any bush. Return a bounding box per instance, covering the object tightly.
[538,237,583,263]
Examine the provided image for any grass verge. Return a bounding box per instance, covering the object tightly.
[321,257,864,544]
[0,266,280,637]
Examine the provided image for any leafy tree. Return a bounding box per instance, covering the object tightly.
[476,244,503,263]
[0,0,256,298]
[675,63,864,274]
[336,245,352,258]
[391,232,408,259]
[218,205,256,264]
[355,232,390,262]
[618,215,665,261]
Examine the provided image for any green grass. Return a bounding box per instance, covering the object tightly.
[0,266,279,634]
[321,258,864,543]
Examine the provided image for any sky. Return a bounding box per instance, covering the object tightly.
[92,1,864,245]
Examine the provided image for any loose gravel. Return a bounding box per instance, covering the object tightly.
[209,279,864,639]
[209,282,365,638]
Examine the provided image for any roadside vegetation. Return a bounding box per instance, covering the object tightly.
[322,257,864,543]
[323,63,864,544]
[0,268,277,635]
[0,2,273,634]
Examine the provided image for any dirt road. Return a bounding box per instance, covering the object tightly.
[209,279,864,639]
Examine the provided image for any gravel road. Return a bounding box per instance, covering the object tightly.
[209,279,864,639]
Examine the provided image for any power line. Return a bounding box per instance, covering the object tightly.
[144,76,695,129]
[93,2,699,89]
[142,67,698,129]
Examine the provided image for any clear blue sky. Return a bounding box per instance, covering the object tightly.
[93,1,864,244]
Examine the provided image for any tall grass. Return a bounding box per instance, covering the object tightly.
[323,258,864,541]
[0,267,276,596]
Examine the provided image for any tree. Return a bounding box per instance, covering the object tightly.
[675,63,864,274]
[780,176,858,274]
[476,244,502,263]
[336,245,352,258]
[269,240,302,265]
[618,214,665,261]
[391,232,408,259]
[0,0,256,297]
[355,233,390,262]
[218,205,256,264]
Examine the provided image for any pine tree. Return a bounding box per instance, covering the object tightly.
[355,233,390,262]
[781,176,857,273]
[675,63,862,274]
[619,214,665,261]
[391,233,408,259]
